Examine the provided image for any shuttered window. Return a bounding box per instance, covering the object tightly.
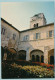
[36,33,40,39]
[23,35,29,41]
[46,30,54,38]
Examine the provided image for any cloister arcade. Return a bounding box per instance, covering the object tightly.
[1,46,54,65]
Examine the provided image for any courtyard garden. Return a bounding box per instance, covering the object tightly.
[2,60,54,78]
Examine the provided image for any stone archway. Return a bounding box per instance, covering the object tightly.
[18,50,26,60]
[48,49,54,64]
[30,49,44,62]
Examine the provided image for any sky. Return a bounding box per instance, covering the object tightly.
[1,1,54,31]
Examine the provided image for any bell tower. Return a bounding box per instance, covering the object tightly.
[30,13,47,29]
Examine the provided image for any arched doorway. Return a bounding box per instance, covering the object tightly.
[41,55,44,63]
[18,50,26,60]
[36,55,40,62]
[48,49,54,64]
[32,55,35,61]
[30,49,44,62]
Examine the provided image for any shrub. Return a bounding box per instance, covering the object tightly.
[2,62,54,78]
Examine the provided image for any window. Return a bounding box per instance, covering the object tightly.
[13,34,16,40]
[23,35,29,41]
[36,33,40,39]
[1,28,6,35]
[32,55,35,61]
[46,30,53,38]
[34,23,38,28]
[26,35,29,40]
[49,30,52,37]
[34,24,36,27]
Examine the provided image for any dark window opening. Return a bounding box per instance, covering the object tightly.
[41,55,44,63]
[50,56,54,64]
[19,54,26,60]
[36,55,40,62]
[32,55,35,61]
[34,23,38,28]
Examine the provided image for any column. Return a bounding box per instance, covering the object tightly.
[44,46,49,64]
[26,48,31,61]
[44,50,48,64]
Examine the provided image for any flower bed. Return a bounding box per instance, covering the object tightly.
[2,62,54,78]
[11,63,54,78]
[3,60,54,70]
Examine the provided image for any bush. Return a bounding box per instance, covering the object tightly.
[2,62,54,78]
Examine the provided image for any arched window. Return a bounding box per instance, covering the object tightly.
[34,23,38,28]
[32,55,35,61]
[34,24,36,27]
[36,55,40,62]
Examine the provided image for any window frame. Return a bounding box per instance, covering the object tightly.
[23,35,29,41]
[49,30,53,38]
[36,33,40,40]
[13,34,16,40]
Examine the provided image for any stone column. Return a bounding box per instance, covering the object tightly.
[44,46,49,64]
[26,48,30,61]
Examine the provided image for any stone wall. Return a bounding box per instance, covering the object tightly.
[19,24,54,63]
[1,20,20,51]
[1,18,54,64]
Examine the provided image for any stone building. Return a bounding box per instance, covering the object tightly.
[1,13,54,64]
